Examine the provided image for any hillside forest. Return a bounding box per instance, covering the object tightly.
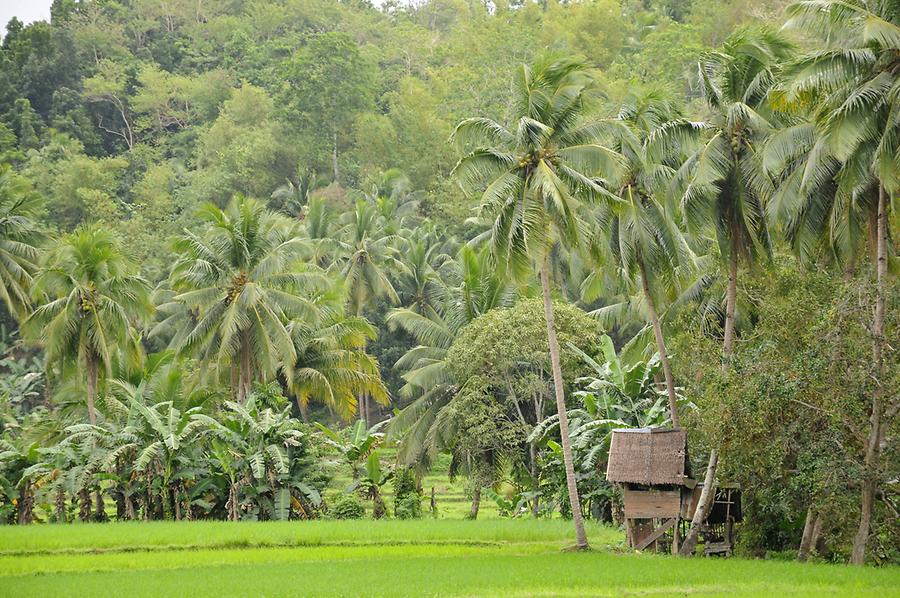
[0,0,897,566]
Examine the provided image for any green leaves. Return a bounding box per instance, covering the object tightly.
[452,55,622,280]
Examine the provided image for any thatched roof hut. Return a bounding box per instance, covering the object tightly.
[606,428,694,487]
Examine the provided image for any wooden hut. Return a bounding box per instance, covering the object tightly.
[606,427,742,554]
[606,428,696,551]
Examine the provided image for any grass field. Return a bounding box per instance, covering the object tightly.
[2,520,899,597]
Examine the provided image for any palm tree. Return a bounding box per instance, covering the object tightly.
[287,309,389,421]
[393,227,450,318]
[167,196,309,404]
[337,198,401,318]
[26,225,152,425]
[672,31,793,554]
[387,245,512,464]
[0,165,42,320]
[336,198,401,425]
[301,196,338,268]
[450,55,623,548]
[586,91,699,428]
[676,27,793,360]
[782,0,898,565]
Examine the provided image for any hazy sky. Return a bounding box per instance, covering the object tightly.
[1,0,53,34]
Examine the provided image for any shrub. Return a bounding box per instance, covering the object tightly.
[329,494,365,519]
[393,468,422,519]
[395,494,422,520]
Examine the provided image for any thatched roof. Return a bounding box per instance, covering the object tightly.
[606,428,693,486]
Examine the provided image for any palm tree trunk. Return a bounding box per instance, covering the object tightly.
[86,353,99,426]
[468,486,481,520]
[540,257,589,549]
[359,393,369,428]
[679,449,718,556]
[238,331,252,404]
[722,238,739,361]
[332,132,339,183]
[530,442,540,517]
[851,184,889,565]
[637,256,680,429]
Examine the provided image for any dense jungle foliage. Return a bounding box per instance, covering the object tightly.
[0,0,896,567]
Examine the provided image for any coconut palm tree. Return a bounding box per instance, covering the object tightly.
[585,91,699,428]
[0,165,42,320]
[449,54,623,548]
[335,198,401,425]
[286,309,389,421]
[337,198,401,318]
[301,196,338,268]
[782,0,899,565]
[26,225,152,425]
[387,244,513,468]
[675,27,793,360]
[393,227,450,318]
[168,196,311,404]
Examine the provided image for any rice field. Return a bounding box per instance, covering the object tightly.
[1,520,898,597]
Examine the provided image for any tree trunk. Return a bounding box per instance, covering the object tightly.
[679,449,718,556]
[722,238,739,361]
[55,486,67,523]
[851,184,889,565]
[237,332,252,404]
[16,480,33,525]
[468,486,481,520]
[94,488,106,522]
[540,258,589,549]
[332,132,339,183]
[638,255,680,429]
[359,393,369,428]
[530,442,540,517]
[298,398,310,423]
[86,353,99,425]
[78,489,92,522]
[798,505,819,562]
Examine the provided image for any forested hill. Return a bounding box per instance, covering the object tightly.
[1,0,785,280]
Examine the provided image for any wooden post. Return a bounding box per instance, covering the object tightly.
[672,516,681,553]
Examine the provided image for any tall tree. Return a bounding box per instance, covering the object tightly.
[167,196,308,404]
[451,55,623,549]
[676,27,793,361]
[0,165,42,320]
[783,0,898,565]
[586,91,699,428]
[387,244,513,467]
[26,225,151,424]
[336,198,401,425]
[674,30,792,555]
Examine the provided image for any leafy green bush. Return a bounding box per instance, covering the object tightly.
[393,468,421,519]
[395,494,422,520]
[329,495,365,520]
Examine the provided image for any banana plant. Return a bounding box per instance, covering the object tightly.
[199,394,321,520]
[347,450,393,519]
[315,419,388,479]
